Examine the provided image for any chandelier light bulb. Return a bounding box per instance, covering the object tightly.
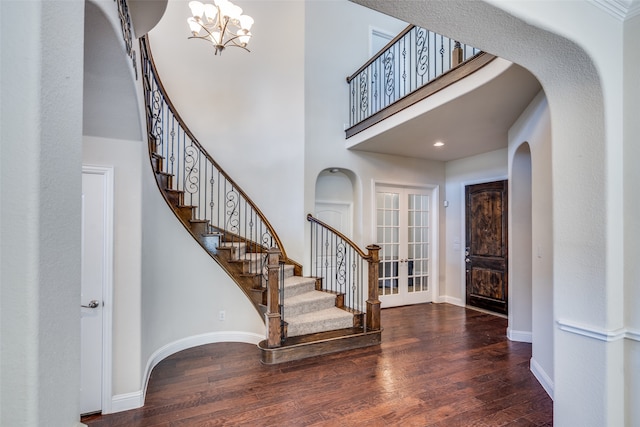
[238,15,254,31]
[188,1,205,18]
[187,0,253,55]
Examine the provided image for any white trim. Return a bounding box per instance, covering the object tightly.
[81,165,115,415]
[369,26,394,57]
[372,180,440,306]
[556,319,630,342]
[530,357,554,399]
[110,391,144,414]
[507,327,532,343]
[109,331,263,413]
[136,331,263,410]
[589,0,640,20]
[627,328,640,342]
[459,176,508,307]
[437,296,465,307]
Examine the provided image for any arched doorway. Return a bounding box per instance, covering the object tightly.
[351,1,611,423]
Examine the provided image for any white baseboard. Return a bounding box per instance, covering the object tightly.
[108,331,263,414]
[109,390,144,414]
[530,357,554,399]
[507,327,532,343]
[436,295,465,307]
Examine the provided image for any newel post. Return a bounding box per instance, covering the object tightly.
[365,244,381,331]
[266,247,282,348]
[452,41,463,67]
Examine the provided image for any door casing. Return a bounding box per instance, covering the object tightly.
[373,181,439,308]
[81,165,114,415]
[464,179,508,314]
[458,177,507,309]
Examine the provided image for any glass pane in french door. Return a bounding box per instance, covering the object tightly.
[407,193,430,293]
[377,191,399,296]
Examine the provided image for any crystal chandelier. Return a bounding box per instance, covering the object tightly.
[187,0,254,55]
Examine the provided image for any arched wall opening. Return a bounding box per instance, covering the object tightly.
[352,1,615,424]
[314,168,357,239]
[509,142,532,343]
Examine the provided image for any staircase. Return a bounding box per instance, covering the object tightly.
[149,146,380,363]
[141,35,381,364]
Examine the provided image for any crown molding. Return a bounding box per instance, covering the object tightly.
[590,0,640,20]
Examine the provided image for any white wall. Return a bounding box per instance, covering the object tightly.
[147,0,306,262]
[351,0,629,424]
[140,154,265,379]
[623,12,640,427]
[83,136,144,397]
[0,1,85,425]
[443,148,507,304]
[508,91,553,397]
[303,0,445,283]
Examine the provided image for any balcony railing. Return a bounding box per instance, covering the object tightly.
[346,25,481,136]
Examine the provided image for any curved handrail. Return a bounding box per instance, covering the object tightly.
[307,213,377,314]
[140,35,289,260]
[307,214,369,259]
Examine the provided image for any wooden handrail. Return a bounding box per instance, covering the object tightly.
[307,214,380,331]
[306,213,370,259]
[346,24,415,84]
[140,35,289,261]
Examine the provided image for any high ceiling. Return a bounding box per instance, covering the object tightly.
[346,57,542,162]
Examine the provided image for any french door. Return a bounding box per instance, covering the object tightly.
[376,185,434,308]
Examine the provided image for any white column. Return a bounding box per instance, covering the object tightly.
[0,0,85,425]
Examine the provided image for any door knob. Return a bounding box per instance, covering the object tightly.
[82,300,100,309]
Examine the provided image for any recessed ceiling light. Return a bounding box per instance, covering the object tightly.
[433,141,445,147]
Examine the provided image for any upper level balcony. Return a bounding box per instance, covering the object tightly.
[345,25,541,162]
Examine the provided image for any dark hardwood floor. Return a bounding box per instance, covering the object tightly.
[82,303,552,426]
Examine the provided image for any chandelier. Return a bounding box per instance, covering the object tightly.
[187,0,254,55]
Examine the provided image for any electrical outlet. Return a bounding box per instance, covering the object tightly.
[219,310,225,321]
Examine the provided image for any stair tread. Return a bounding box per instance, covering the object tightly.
[283,275,315,286]
[286,307,352,323]
[284,290,335,305]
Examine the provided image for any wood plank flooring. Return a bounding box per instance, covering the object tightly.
[82,303,552,426]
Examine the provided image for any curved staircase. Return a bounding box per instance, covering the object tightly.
[141,36,381,364]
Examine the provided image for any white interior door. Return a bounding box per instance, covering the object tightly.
[314,201,352,237]
[376,185,434,308]
[81,169,108,415]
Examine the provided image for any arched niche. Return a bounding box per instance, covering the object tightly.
[509,142,532,341]
[314,168,357,238]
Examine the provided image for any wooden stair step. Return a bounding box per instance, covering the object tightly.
[189,220,209,236]
[164,188,184,206]
[258,327,382,364]
[155,170,173,188]
[218,242,247,258]
[198,232,222,253]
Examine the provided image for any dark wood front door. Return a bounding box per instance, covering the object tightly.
[465,181,508,315]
